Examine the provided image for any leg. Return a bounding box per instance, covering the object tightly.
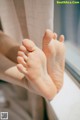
[0,31,26,88]
[0,31,19,63]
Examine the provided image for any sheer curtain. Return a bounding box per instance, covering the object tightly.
[0,0,54,120]
[24,0,54,48]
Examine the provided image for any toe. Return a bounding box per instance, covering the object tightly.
[19,45,26,52]
[53,33,57,40]
[43,29,53,44]
[17,64,27,75]
[17,56,26,67]
[42,29,56,55]
[43,29,58,46]
[18,51,28,62]
[18,51,24,57]
[59,35,64,42]
[22,39,36,52]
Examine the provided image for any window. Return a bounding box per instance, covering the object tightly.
[54,1,80,82]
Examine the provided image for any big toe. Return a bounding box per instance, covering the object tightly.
[43,29,53,46]
[22,39,36,52]
[42,29,57,48]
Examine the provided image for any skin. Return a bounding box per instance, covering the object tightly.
[0,31,56,100]
[17,30,65,100]
[43,29,65,92]
[0,30,65,100]
[17,39,57,100]
[0,31,26,88]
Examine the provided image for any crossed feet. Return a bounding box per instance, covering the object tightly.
[17,29,65,100]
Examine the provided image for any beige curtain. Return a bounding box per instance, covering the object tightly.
[0,0,54,120]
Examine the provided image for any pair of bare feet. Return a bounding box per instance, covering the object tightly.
[17,30,65,100]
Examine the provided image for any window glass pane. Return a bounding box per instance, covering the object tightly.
[54,2,80,82]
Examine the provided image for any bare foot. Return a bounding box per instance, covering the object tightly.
[17,39,57,100]
[42,29,65,92]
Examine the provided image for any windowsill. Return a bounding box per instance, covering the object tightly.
[47,71,80,120]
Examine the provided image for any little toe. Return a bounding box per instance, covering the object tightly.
[59,35,64,42]
[17,56,26,67]
[22,39,36,52]
[17,64,28,75]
